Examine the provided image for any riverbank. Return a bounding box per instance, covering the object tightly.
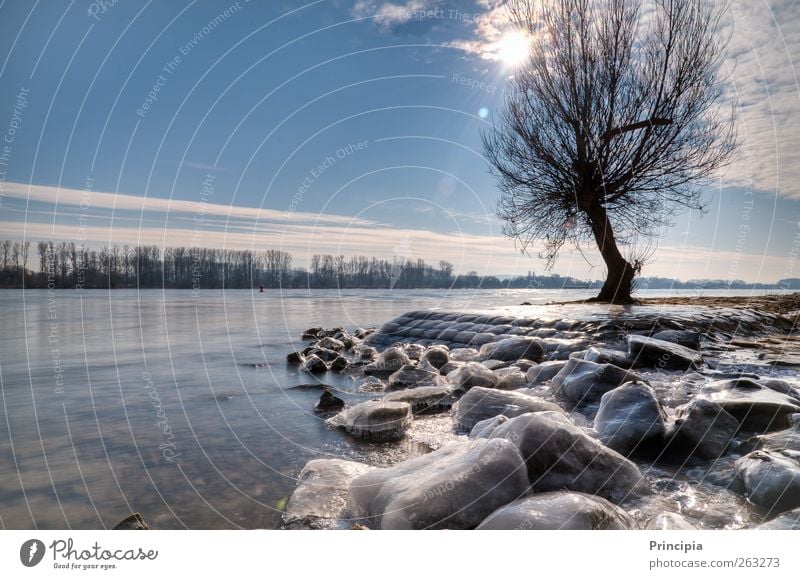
[282,296,800,530]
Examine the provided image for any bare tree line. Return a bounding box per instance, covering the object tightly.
[0,239,595,290]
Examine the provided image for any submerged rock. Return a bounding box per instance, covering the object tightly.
[446,362,499,390]
[454,386,563,431]
[526,361,567,384]
[284,459,373,529]
[627,335,702,371]
[489,411,650,503]
[476,492,635,530]
[348,438,529,529]
[735,450,800,514]
[645,512,698,530]
[387,365,444,389]
[479,337,546,363]
[551,358,644,403]
[327,400,412,442]
[594,381,667,455]
[383,386,455,415]
[314,390,345,413]
[669,398,738,459]
[698,379,800,432]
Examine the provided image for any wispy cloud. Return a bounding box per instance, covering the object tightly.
[352,0,443,30]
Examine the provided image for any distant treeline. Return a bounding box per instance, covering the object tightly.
[0,239,794,290]
[0,239,593,290]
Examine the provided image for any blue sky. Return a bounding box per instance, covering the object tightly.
[0,0,798,282]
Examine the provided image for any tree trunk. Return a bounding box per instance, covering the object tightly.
[585,203,635,304]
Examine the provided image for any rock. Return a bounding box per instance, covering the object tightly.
[283,459,373,529]
[328,400,412,442]
[383,386,455,415]
[741,416,800,454]
[469,415,509,439]
[627,335,702,370]
[526,361,567,384]
[757,508,800,529]
[482,359,507,371]
[583,347,636,368]
[359,346,378,361]
[645,512,698,530]
[479,337,546,363]
[594,382,667,455]
[302,327,324,340]
[439,360,465,375]
[363,347,412,375]
[314,390,345,413]
[422,345,449,370]
[513,360,536,372]
[329,355,349,372]
[387,365,445,389]
[303,354,328,374]
[112,513,149,530]
[489,411,650,503]
[651,330,702,349]
[308,347,339,362]
[494,367,528,390]
[348,439,529,529]
[316,337,344,351]
[286,351,305,365]
[551,358,644,403]
[735,451,800,514]
[401,343,426,361]
[454,387,563,431]
[476,492,636,530]
[698,379,800,432]
[446,362,499,390]
[358,376,386,393]
[669,398,738,459]
[449,348,482,362]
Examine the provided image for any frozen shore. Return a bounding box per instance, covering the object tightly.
[282,295,800,530]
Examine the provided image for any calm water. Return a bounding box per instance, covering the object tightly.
[0,287,788,529]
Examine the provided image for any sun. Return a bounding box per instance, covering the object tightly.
[496,30,530,67]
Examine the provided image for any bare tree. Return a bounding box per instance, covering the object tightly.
[483,0,736,302]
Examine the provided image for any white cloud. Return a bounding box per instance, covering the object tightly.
[352,0,442,30]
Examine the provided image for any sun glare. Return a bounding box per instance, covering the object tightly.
[496,30,530,67]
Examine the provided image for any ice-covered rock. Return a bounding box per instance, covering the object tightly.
[489,411,650,503]
[594,381,667,455]
[303,354,328,374]
[698,379,800,432]
[526,361,567,384]
[494,367,528,390]
[446,362,499,390]
[476,491,635,530]
[283,459,373,529]
[383,386,455,415]
[348,438,529,529]
[316,337,345,351]
[551,358,644,403]
[651,329,702,349]
[583,347,636,368]
[449,348,482,362]
[669,398,738,459]
[387,364,445,389]
[479,336,546,363]
[469,415,509,439]
[735,450,800,514]
[314,390,345,413]
[327,400,412,442]
[363,347,412,375]
[454,386,563,431]
[627,335,702,370]
[422,345,449,370]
